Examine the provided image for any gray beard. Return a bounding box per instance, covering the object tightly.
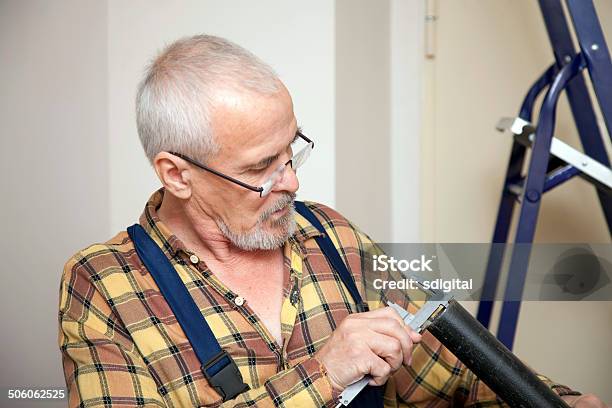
[215,193,297,251]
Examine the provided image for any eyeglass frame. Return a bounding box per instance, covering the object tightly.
[167,131,314,197]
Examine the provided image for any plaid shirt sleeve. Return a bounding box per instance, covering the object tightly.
[340,216,581,408]
[59,245,337,408]
[59,251,167,407]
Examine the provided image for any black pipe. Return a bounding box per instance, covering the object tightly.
[427,300,569,408]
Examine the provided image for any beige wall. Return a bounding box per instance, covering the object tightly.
[422,0,611,243]
[422,0,612,402]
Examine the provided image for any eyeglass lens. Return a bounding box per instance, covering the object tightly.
[260,143,312,197]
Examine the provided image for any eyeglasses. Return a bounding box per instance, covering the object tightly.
[168,131,314,197]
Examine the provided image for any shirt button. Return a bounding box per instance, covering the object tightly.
[189,254,199,264]
[234,296,245,306]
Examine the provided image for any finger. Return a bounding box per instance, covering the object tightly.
[359,306,407,325]
[361,318,415,366]
[408,329,422,344]
[364,331,410,370]
[570,394,606,408]
[363,350,392,386]
[360,307,423,344]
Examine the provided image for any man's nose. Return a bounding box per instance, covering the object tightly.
[272,164,299,194]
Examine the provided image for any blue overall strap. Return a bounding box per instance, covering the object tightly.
[294,201,367,312]
[127,224,249,401]
[294,202,384,408]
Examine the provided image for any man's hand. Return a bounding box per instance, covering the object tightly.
[562,394,609,408]
[315,306,422,391]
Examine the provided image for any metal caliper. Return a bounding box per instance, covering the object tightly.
[334,295,451,408]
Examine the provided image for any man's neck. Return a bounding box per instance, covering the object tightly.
[157,192,278,269]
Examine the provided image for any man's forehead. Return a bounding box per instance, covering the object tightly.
[208,88,297,163]
[213,86,292,128]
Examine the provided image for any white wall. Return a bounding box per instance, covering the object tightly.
[390,0,423,242]
[0,0,109,400]
[107,0,336,232]
[335,0,422,242]
[336,0,392,241]
[1,0,420,396]
[1,0,339,398]
[0,0,403,400]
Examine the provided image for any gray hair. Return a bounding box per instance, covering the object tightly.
[136,34,281,164]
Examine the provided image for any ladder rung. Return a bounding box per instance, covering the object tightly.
[497,116,612,190]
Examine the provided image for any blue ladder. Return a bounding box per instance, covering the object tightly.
[476,0,612,350]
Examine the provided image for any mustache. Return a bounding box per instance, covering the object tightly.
[259,192,296,221]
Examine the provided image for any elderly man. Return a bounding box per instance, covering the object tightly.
[59,35,605,408]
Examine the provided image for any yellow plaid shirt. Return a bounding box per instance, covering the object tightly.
[58,188,576,407]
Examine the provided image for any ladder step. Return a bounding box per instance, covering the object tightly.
[505,164,581,198]
[497,116,612,190]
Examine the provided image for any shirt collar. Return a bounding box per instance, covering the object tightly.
[138,188,190,258]
[137,188,323,258]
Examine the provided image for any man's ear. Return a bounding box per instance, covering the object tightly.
[153,152,192,200]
